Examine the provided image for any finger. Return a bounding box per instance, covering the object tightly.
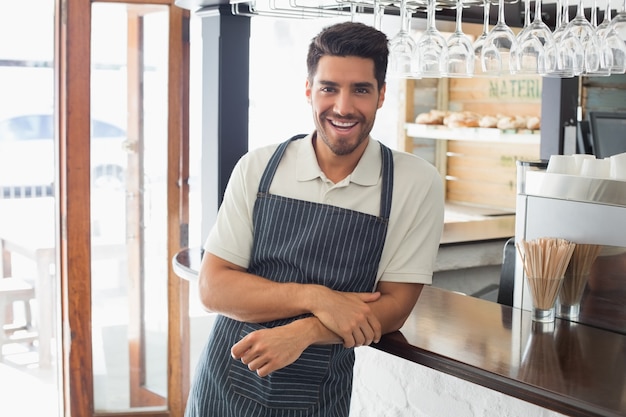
[343,333,356,349]
[358,291,381,303]
[231,339,252,360]
[352,327,369,347]
[356,326,370,343]
[360,324,376,346]
[240,350,257,365]
[246,355,268,373]
[255,361,274,378]
[369,317,382,344]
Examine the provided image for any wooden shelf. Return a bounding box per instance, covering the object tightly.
[405,123,541,144]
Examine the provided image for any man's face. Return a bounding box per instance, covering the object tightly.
[305,55,386,156]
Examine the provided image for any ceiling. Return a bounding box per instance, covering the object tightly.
[175,0,624,29]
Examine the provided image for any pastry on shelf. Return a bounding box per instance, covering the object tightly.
[414,110,540,133]
[479,115,499,128]
[526,116,541,130]
[444,111,480,128]
[415,109,447,125]
[497,115,528,130]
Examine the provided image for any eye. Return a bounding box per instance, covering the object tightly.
[355,87,370,94]
[320,86,336,93]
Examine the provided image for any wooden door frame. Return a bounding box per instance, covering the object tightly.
[55,1,189,415]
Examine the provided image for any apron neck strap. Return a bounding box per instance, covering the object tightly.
[258,135,394,220]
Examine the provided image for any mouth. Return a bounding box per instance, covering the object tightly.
[328,118,358,132]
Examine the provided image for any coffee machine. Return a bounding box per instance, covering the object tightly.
[515,161,626,334]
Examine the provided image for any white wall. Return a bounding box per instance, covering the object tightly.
[248,14,404,151]
[351,347,568,417]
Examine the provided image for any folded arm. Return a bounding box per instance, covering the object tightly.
[198,252,381,327]
[230,280,423,376]
[199,252,422,345]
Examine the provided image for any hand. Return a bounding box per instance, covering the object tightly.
[311,289,382,348]
[231,322,309,377]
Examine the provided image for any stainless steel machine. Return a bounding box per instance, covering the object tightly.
[515,161,626,334]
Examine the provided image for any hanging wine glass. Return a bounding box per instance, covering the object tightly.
[608,0,626,42]
[519,0,532,38]
[388,0,418,78]
[585,0,611,76]
[446,0,475,77]
[552,0,568,41]
[373,0,387,31]
[472,0,491,77]
[349,2,357,22]
[481,0,518,75]
[597,0,626,73]
[515,0,555,74]
[563,0,601,73]
[545,0,584,77]
[415,0,449,78]
[511,0,533,73]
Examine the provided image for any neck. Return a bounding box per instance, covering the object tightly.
[312,134,368,184]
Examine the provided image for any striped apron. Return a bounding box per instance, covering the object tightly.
[186,135,394,417]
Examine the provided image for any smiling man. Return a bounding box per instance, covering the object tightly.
[185,21,445,417]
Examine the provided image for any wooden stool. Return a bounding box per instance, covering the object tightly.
[0,277,37,358]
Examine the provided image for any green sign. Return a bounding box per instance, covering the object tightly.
[488,79,542,100]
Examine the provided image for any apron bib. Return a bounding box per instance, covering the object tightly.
[186,136,394,417]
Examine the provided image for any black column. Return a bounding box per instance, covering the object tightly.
[540,77,579,159]
[200,5,250,239]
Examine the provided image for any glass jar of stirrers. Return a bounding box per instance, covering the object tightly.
[516,238,576,323]
[556,243,603,320]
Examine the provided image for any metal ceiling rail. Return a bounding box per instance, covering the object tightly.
[230,0,492,19]
[231,0,353,18]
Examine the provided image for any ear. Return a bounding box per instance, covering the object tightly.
[377,83,386,109]
[305,78,312,104]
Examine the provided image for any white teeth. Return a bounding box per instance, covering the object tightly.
[331,120,356,128]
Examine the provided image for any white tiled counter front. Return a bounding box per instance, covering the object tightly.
[350,347,566,417]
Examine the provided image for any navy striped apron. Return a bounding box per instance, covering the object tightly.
[186,135,394,417]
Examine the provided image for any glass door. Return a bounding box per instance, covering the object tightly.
[56,1,189,415]
[1,1,189,415]
[89,2,187,412]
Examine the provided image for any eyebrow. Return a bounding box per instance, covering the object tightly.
[318,80,376,89]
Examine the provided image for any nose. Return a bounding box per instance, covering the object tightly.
[333,90,355,117]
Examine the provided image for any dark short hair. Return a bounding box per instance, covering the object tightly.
[306,21,388,91]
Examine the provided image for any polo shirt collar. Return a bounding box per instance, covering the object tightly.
[296,133,381,186]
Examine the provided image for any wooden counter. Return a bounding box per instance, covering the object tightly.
[377,287,626,417]
[173,248,626,417]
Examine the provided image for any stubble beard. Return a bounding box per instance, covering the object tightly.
[315,112,374,156]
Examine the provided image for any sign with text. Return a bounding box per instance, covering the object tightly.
[448,76,542,117]
[488,78,542,100]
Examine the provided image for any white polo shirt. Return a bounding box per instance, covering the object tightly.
[205,134,444,286]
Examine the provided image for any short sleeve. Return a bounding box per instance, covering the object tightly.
[376,153,445,285]
[203,145,277,268]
